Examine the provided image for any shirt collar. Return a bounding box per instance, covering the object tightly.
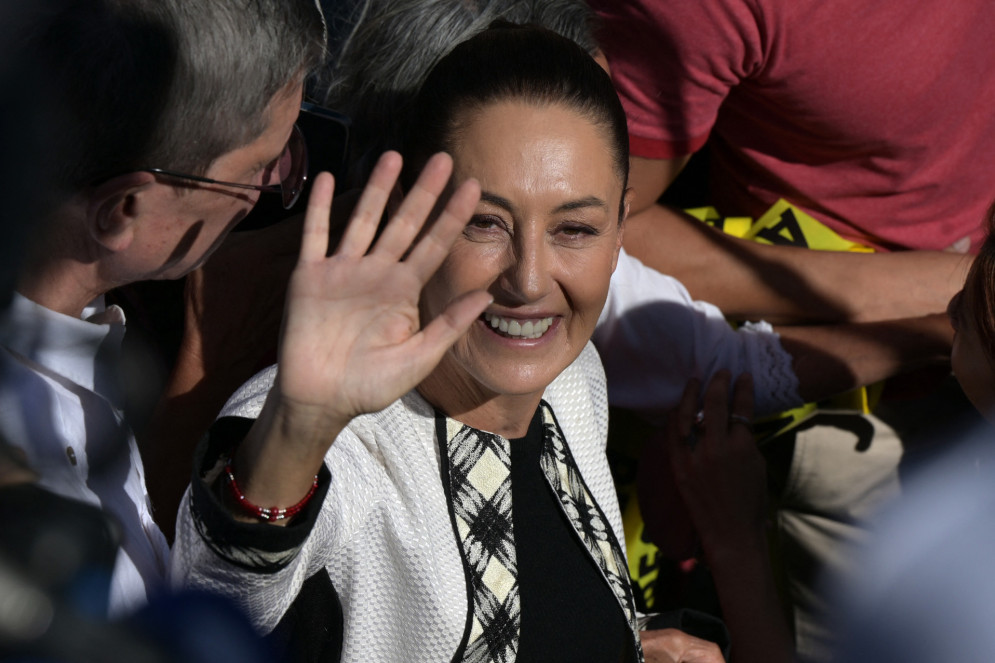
[1,292,126,401]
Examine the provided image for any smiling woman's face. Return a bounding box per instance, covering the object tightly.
[418,100,624,424]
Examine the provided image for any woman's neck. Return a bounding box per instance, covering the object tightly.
[417,364,542,439]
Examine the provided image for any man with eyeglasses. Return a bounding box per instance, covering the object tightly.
[0,0,325,616]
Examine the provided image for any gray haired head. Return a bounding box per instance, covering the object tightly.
[319,0,596,186]
[29,0,326,190]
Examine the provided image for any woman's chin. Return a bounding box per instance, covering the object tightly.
[462,320,574,394]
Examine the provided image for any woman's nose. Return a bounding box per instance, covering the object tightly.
[501,237,550,303]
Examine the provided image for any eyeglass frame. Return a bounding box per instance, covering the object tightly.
[143,122,308,210]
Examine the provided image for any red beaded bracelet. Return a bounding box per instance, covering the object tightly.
[223,458,319,522]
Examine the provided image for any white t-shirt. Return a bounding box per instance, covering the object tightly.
[594,249,800,422]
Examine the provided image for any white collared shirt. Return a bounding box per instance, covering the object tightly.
[0,293,170,616]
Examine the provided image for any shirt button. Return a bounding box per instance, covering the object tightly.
[66,446,77,465]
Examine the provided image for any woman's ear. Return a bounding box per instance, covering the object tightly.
[593,49,611,76]
[611,189,631,273]
[86,172,156,252]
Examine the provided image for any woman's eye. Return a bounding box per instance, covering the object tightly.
[467,215,503,231]
[559,223,597,237]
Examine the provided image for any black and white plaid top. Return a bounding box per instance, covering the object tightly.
[439,401,641,663]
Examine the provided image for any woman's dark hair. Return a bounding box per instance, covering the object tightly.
[964,201,995,366]
[402,22,629,221]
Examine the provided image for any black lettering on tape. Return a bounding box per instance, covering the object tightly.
[755,208,809,248]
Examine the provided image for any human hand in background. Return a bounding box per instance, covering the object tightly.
[659,373,795,663]
[640,627,725,663]
[637,372,765,561]
[666,372,767,560]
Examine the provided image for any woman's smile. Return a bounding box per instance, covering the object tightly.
[481,312,557,340]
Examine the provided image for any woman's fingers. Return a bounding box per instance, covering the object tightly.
[405,177,481,282]
[298,172,335,263]
[415,289,493,363]
[333,151,476,275]
[335,151,403,257]
[639,628,724,663]
[372,152,457,259]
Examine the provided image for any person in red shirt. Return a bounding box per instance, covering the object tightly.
[591,1,989,658]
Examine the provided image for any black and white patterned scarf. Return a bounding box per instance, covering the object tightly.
[438,402,640,663]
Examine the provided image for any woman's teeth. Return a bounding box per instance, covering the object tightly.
[483,312,554,339]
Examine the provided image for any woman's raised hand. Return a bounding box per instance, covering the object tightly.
[273,152,489,431]
[235,153,488,514]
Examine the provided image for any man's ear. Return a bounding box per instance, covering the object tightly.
[86,172,157,252]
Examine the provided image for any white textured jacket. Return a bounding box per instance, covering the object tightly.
[170,343,640,662]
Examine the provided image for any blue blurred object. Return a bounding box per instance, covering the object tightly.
[832,425,995,663]
[0,484,277,663]
[128,591,279,663]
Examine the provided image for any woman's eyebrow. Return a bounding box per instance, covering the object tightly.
[554,196,608,213]
[479,192,608,215]
[480,191,516,212]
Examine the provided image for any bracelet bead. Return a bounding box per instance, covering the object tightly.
[223,458,319,522]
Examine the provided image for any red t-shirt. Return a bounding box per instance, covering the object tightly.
[593,0,995,252]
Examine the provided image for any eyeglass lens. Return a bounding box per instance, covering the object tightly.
[279,124,308,209]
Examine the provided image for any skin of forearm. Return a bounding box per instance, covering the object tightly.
[705,533,796,663]
[622,206,852,323]
[836,250,970,322]
[622,204,971,325]
[778,313,952,403]
[227,389,348,526]
[626,152,971,325]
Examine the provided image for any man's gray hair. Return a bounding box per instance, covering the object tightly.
[31,0,326,189]
[319,0,595,185]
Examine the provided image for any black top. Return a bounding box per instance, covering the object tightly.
[511,410,634,662]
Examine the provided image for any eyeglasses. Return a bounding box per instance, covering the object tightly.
[145,123,308,210]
